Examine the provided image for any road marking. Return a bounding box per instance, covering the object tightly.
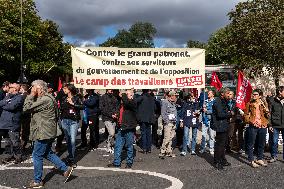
[0,165,183,189]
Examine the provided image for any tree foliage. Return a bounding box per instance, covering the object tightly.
[100,22,157,48]
[227,0,284,86]
[0,0,71,83]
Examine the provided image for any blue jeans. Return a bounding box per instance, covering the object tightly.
[32,139,68,183]
[113,129,134,166]
[247,125,267,162]
[200,121,216,151]
[182,127,198,153]
[140,122,152,151]
[270,128,284,159]
[61,119,79,161]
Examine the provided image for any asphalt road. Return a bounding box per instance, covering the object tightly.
[0,123,284,189]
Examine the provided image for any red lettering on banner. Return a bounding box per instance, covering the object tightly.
[176,75,203,87]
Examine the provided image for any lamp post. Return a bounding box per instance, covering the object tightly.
[17,0,27,83]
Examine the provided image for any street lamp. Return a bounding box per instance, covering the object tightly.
[17,0,28,83]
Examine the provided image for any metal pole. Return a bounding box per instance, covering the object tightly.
[20,0,23,83]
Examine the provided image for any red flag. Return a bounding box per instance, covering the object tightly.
[236,71,253,110]
[210,72,222,91]
[57,77,62,91]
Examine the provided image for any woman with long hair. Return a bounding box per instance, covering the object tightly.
[60,84,83,166]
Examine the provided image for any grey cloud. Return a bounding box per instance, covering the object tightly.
[35,0,242,46]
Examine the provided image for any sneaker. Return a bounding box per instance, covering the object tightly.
[191,151,196,155]
[159,153,166,159]
[107,163,120,168]
[89,147,97,152]
[209,150,214,155]
[238,149,245,155]
[268,158,277,163]
[199,149,205,154]
[2,157,14,164]
[166,153,176,158]
[14,157,23,164]
[222,161,231,167]
[77,144,87,150]
[255,160,267,167]
[180,151,186,156]
[23,181,44,189]
[214,163,224,170]
[63,166,74,183]
[108,148,114,154]
[250,161,260,168]
[125,164,132,169]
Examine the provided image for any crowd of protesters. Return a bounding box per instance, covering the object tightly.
[0,79,283,188]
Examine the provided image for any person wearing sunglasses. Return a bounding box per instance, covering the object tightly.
[244,89,270,168]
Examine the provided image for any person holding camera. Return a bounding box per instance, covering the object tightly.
[23,80,73,188]
[244,89,270,168]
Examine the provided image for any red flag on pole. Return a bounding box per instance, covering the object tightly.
[210,72,222,91]
[236,71,253,110]
[57,77,62,91]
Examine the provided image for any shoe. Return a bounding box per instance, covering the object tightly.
[108,148,114,154]
[191,151,196,155]
[89,147,98,152]
[199,149,205,154]
[125,164,132,169]
[107,163,120,168]
[77,144,87,150]
[268,157,277,163]
[255,160,267,167]
[222,161,231,167]
[215,163,224,170]
[63,166,74,183]
[226,149,233,154]
[2,157,14,164]
[209,150,214,155]
[14,158,23,164]
[166,153,176,158]
[139,150,147,154]
[238,149,245,155]
[23,181,44,188]
[159,153,166,159]
[180,152,186,156]
[55,145,64,153]
[250,161,260,168]
[146,150,151,154]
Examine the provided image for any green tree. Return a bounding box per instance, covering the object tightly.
[206,26,241,66]
[227,0,284,86]
[100,22,157,48]
[0,0,71,83]
[186,40,207,49]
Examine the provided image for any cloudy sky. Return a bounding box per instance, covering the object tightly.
[35,0,242,47]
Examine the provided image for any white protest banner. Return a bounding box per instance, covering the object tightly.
[71,47,205,89]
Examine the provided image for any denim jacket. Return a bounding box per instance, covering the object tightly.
[203,98,215,125]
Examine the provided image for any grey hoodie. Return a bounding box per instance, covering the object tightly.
[161,99,177,125]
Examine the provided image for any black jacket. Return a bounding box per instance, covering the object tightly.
[136,93,156,124]
[270,97,284,129]
[121,94,137,130]
[60,95,83,121]
[99,93,119,122]
[84,93,100,117]
[211,97,232,132]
